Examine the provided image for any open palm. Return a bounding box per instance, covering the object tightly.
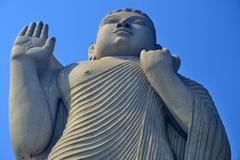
[11,22,55,61]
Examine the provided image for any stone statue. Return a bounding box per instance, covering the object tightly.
[9,8,231,160]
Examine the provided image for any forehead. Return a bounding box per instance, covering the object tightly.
[102,11,150,22]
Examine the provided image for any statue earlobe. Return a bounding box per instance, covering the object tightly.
[88,42,96,61]
[155,44,163,50]
[172,54,181,73]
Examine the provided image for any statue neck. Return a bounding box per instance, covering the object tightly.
[99,55,140,62]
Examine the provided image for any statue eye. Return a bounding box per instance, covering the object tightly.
[132,19,146,26]
[105,18,119,24]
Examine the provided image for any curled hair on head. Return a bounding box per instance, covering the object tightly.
[107,8,149,18]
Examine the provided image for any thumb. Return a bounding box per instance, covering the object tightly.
[43,37,56,54]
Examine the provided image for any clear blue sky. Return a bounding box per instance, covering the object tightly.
[1,0,239,159]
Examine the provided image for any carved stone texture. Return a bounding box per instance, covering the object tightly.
[9,8,231,160]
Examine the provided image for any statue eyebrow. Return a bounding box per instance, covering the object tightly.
[100,15,152,27]
[101,15,121,24]
[127,16,150,23]
[126,16,153,28]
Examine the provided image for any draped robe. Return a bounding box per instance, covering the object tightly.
[41,57,230,160]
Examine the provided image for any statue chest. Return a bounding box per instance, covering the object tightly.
[58,57,140,106]
[49,60,171,160]
[68,57,134,89]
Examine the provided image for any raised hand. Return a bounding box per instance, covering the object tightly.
[140,48,180,74]
[11,22,56,62]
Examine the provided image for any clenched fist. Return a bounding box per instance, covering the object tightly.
[140,48,180,74]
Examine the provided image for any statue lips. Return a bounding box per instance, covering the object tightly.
[113,27,133,36]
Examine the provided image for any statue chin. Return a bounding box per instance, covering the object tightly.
[114,37,130,52]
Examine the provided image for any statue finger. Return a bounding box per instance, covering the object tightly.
[18,26,28,36]
[25,22,36,37]
[33,21,43,38]
[162,48,169,52]
[40,23,48,39]
[161,48,171,56]
[42,37,56,54]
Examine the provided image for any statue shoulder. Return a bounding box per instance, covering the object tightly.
[56,62,82,98]
[178,74,214,104]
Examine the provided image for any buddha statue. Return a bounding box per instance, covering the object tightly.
[9,8,230,160]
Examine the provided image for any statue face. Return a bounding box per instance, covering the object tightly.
[93,11,156,59]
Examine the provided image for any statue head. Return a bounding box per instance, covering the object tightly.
[88,8,162,60]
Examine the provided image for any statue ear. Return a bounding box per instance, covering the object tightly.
[172,54,181,73]
[155,44,163,50]
[88,42,96,61]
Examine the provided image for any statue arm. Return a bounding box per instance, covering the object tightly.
[178,75,231,159]
[9,22,63,159]
[140,48,194,134]
[141,49,231,159]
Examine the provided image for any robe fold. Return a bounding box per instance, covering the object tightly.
[41,60,230,160]
[179,75,231,160]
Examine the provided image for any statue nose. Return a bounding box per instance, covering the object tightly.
[116,21,130,28]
